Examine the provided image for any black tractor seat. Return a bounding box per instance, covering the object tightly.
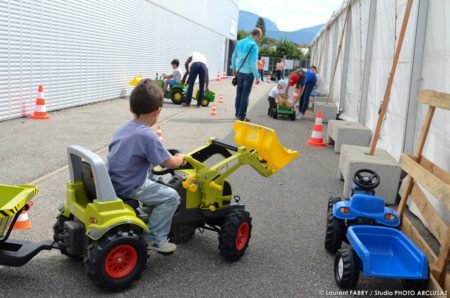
[118,195,140,210]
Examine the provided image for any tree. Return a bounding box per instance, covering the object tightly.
[237,30,248,40]
[275,39,303,59]
[255,17,266,36]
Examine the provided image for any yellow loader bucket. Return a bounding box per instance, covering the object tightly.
[233,121,300,173]
[129,75,143,86]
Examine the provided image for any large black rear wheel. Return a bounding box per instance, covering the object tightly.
[170,88,184,105]
[218,210,252,261]
[84,227,148,290]
[324,211,346,253]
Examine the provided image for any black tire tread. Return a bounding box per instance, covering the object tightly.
[334,248,360,288]
[170,89,184,105]
[169,223,196,244]
[84,227,148,290]
[218,210,252,262]
[324,211,345,253]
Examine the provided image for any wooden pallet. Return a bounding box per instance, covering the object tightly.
[397,89,450,296]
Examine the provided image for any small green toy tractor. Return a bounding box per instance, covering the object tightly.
[154,73,215,107]
[271,103,296,121]
[0,121,298,291]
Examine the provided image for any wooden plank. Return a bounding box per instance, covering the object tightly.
[402,216,438,266]
[420,156,450,184]
[444,273,450,294]
[436,228,450,284]
[398,175,414,217]
[429,274,446,298]
[410,184,447,246]
[400,154,450,211]
[418,89,450,110]
[415,106,436,157]
[369,0,414,155]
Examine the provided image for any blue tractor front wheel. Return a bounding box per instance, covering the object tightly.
[334,248,360,288]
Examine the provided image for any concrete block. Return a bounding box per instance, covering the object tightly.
[337,145,401,205]
[314,102,337,123]
[327,120,371,153]
[312,96,329,103]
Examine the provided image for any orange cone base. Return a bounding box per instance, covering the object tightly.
[14,220,32,230]
[14,214,32,230]
[28,113,50,120]
[306,138,326,147]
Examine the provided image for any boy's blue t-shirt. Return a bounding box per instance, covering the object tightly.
[107,120,171,197]
[301,69,317,86]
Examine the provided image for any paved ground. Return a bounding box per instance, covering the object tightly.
[1,80,420,297]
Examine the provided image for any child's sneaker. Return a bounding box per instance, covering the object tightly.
[147,240,177,253]
[296,113,304,120]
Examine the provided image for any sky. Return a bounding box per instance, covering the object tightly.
[238,0,344,31]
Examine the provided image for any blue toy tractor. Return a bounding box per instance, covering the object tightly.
[325,169,429,289]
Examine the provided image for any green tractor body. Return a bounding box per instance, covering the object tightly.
[273,104,296,121]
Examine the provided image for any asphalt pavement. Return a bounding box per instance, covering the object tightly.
[0,80,419,297]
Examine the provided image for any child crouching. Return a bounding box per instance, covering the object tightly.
[267,79,287,117]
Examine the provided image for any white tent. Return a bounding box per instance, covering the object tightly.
[310,0,449,221]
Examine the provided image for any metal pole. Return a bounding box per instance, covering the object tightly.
[359,0,377,124]
[369,0,414,155]
[339,7,353,114]
[403,0,429,153]
[327,5,352,104]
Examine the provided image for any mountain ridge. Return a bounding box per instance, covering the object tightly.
[238,10,323,45]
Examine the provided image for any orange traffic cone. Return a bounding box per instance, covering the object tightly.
[216,72,221,81]
[29,84,49,120]
[156,125,163,141]
[210,104,217,116]
[219,95,224,103]
[14,210,32,230]
[306,111,326,147]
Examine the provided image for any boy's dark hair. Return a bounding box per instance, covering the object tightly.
[310,65,317,71]
[258,55,261,60]
[130,79,163,117]
[171,59,179,66]
[278,58,282,63]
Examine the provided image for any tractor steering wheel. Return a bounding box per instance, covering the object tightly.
[151,149,180,176]
[353,169,380,190]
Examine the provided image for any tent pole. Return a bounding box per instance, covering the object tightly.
[369,0,414,155]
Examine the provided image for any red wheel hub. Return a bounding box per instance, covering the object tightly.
[235,221,250,251]
[104,244,138,279]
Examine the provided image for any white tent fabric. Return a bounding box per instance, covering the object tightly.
[311,0,450,225]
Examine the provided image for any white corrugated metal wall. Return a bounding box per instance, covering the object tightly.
[310,0,450,221]
[0,0,239,121]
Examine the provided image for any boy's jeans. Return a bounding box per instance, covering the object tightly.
[299,81,316,114]
[132,178,180,242]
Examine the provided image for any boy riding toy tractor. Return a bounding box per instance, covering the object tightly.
[0,121,298,290]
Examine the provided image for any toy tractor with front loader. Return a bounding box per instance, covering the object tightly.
[50,121,298,289]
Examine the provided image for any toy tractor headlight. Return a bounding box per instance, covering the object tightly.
[384,213,396,221]
[339,207,350,214]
